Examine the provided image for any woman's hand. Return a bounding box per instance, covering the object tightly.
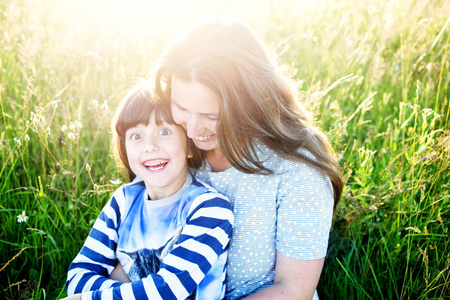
[109,261,131,282]
[243,251,324,300]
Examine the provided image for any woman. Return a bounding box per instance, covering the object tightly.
[154,16,342,300]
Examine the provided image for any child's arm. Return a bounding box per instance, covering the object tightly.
[72,191,233,300]
[65,191,124,296]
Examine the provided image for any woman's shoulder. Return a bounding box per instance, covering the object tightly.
[255,143,321,174]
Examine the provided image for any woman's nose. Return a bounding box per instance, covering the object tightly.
[186,114,201,138]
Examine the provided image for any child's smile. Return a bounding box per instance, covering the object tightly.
[142,159,169,172]
[125,112,189,200]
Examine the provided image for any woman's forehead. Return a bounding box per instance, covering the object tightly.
[171,77,220,114]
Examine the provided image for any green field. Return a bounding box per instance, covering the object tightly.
[1,0,449,299]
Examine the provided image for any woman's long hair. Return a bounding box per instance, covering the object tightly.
[155,16,342,211]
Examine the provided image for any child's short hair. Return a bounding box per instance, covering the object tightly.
[113,79,203,181]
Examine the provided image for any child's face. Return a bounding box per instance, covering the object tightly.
[125,112,190,200]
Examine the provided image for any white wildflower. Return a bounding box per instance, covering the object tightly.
[110,179,122,185]
[30,111,38,123]
[14,137,21,146]
[68,132,76,141]
[101,100,109,113]
[86,163,91,171]
[17,211,29,223]
[61,125,67,132]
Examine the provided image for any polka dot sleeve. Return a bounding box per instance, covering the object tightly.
[275,158,334,260]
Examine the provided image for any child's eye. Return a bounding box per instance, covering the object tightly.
[158,128,171,136]
[130,133,142,140]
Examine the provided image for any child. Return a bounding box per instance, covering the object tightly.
[64,80,234,300]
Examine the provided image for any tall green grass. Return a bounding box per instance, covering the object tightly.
[1,0,449,299]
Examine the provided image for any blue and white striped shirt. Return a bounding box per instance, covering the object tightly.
[66,173,233,300]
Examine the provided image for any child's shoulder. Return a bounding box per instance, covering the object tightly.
[111,178,146,203]
[186,173,231,205]
[189,173,217,192]
[190,173,228,199]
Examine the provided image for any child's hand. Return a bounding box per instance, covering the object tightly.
[109,261,131,282]
[60,294,81,300]
[61,263,129,300]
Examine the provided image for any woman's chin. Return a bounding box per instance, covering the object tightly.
[193,136,218,151]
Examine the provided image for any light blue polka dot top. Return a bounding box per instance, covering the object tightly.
[194,144,334,300]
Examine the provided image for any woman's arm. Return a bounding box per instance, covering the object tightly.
[244,154,333,299]
[243,252,324,300]
[108,261,131,283]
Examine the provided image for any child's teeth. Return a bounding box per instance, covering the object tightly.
[144,160,167,169]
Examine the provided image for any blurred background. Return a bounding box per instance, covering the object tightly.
[1,0,449,299]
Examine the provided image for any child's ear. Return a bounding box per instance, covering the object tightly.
[187,151,193,159]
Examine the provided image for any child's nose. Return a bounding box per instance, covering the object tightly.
[144,137,159,152]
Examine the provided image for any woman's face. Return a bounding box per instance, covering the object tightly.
[170,77,221,152]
